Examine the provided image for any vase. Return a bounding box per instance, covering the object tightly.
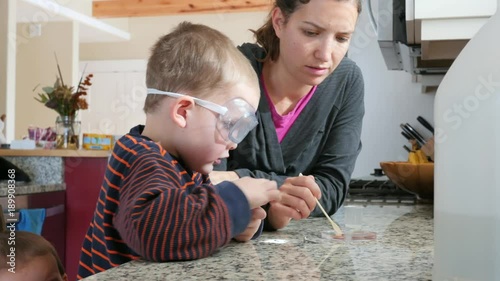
[55,116,81,149]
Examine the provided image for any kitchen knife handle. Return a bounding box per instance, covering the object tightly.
[417,116,434,134]
[401,131,412,140]
[400,124,426,147]
[404,123,427,144]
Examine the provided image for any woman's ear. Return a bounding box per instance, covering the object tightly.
[170,97,195,128]
[62,273,68,281]
[271,7,285,39]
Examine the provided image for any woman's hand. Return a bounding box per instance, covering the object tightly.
[209,171,239,184]
[267,175,321,229]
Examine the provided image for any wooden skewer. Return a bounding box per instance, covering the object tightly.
[315,198,343,236]
[299,173,343,236]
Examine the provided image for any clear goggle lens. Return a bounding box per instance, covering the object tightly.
[147,88,258,144]
[217,98,258,144]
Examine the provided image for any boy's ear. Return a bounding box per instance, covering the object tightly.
[170,97,195,128]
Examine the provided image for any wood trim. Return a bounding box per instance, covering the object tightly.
[93,0,273,18]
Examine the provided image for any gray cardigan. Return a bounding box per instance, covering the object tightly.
[217,43,364,220]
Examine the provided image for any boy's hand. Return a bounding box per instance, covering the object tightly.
[233,177,280,208]
[234,207,266,242]
[209,171,239,185]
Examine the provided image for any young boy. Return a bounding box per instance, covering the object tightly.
[0,231,68,281]
[77,22,280,279]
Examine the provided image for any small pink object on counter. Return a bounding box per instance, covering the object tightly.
[321,230,377,241]
[27,125,57,149]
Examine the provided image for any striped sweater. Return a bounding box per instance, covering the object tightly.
[77,125,252,279]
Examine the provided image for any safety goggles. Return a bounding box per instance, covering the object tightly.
[147,88,258,144]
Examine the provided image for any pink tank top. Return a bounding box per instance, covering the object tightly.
[262,76,317,143]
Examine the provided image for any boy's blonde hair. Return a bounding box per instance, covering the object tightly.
[0,231,65,276]
[144,21,258,113]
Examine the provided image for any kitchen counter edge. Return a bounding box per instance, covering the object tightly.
[0,149,110,158]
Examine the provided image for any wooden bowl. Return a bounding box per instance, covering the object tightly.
[379,161,434,200]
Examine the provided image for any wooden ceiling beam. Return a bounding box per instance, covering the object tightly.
[92,0,272,18]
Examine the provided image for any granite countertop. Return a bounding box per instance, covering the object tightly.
[0,155,66,197]
[81,204,433,281]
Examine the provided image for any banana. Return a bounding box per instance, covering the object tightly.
[408,149,429,164]
[416,150,429,163]
[408,151,420,164]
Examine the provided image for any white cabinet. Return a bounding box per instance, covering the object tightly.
[405,0,497,62]
[415,0,495,19]
[79,60,147,136]
[376,0,497,90]
[415,0,496,41]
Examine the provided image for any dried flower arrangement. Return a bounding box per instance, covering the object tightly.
[34,54,92,118]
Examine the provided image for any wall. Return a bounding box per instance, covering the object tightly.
[79,12,268,135]
[80,4,436,177]
[0,0,17,142]
[80,11,267,60]
[16,21,79,139]
[348,1,435,177]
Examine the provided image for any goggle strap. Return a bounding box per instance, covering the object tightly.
[147,88,228,115]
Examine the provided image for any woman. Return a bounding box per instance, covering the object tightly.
[212,0,364,230]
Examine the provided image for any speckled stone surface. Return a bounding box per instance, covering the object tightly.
[0,182,66,196]
[81,204,434,281]
[3,156,63,185]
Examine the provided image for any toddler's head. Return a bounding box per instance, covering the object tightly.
[142,22,260,174]
[144,21,259,113]
[0,231,67,281]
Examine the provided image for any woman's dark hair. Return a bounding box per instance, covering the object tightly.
[252,0,362,62]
